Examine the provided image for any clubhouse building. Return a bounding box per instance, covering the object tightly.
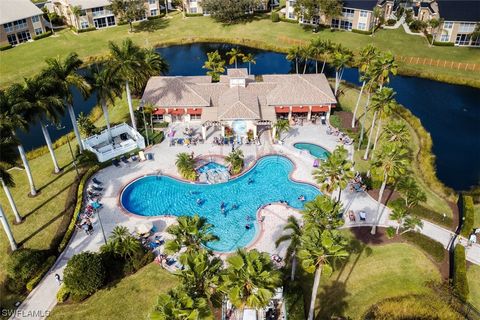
[141,69,337,140]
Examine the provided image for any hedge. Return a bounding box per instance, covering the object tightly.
[147,14,164,21]
[32,31,52,41]
[280,17,299,24]
[78,27,96,33]
[402,232,445,263]
[271,12,280,22]
[0,44,13,51]
[460,195,474,238]
[57,284,70,303]
[26,255,57,291]
[433,41,455,47]
[351,28,373,35]
[453,244,469,301]
[185,13,204,17]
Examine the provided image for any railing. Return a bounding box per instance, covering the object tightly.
[92,9,113,18]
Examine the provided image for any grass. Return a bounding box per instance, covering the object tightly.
[474,204,480,229]
[1,12,480,88]
[48,263,178,320]
[467,264,480,310]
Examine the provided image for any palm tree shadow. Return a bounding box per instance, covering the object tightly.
[133,18,170,33]
[315,280,349,320]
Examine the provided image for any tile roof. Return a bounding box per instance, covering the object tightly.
[437,0,480,22]
[218,87,261,120]
[227,68,249,78]
[342,0,379,11]
[66,0,111,10]
[142,77,210,107]
[0,0,44,24]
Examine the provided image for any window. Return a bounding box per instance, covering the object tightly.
[342,8,354,18]
[3,22,14,33]
[360,10,368,17]
[16,31,31,43]
[443,21,453,29]
[455,34,471,46]
[80,10,86,16]
[440,34,449,42]
[152,114,164,122]
[190,114,201,120]
[190,7,197,13]
[107,15,115,26]
[332,19,352,30]
[34,28,43,35]
[150,9,158,16]
[7,34,17,45]
[288,12,295,19]
[94,17,107,28]
[14,19,28,30]
[149,0,156,3]
[459,22,475,33]
[358,22,366,30]
[80,21,89,29]
[32,15,40,23]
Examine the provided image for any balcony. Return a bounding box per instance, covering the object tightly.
[82,123,146,163]
[92,9,113,18]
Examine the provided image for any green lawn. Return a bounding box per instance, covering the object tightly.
[48,263,178,320]
[312,242,441,319]
[1,12,479,88]
[467,264,480,310]
[474,205,480,229]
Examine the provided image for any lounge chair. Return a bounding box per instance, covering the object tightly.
[112,159,121,167]
[146,153,154,160]
[138,151,146,161]
[92,177,103,185]
[131,153,138,161]
[120,156,129,164]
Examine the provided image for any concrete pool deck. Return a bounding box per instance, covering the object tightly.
[10,123,480,320]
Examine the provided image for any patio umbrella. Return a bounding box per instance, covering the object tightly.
[167,129,175,138]
[135,221,153,234]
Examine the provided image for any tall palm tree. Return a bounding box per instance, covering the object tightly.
[202,50,226,82]
[241,53,256,75]
[108,38,146,131]
[371,51,397,90]
[133,48,169,94]
[352,44,378,128]
[22,76,65,173]
[275,216,302,281]
[0,204,17,251]
[382,120,409,146]
[298,228,348,320]
[226,48,244,68]
[370,142,409,234]
[274,119,290,141]
[220,249,282,310]
[299,45,313,74]
[225,149,244,175]
[43,52,90,152]
[332,48,353,96]
[428,18,442,46]
[313,146,354,202]
[0,86,38,196]
[86,63,123,143]
[165,214,219,253]
[363,87,397,160]
[286,46,301,74]
[302,195,344,230]
[371,6,383,36]
[0,134,23,223]
[175,152,196,180]
[151,288,212,320]
[70,5,82,31]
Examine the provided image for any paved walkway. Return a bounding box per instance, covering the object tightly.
[10,123,480,319]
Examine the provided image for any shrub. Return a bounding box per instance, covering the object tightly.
[0,44,13,51]
[56,284,70,303]
[147,14,163,20]
[433,41,455,46]
[64,252,106,296]
[26,255,57,291]
[409,20,426,32]
[453,245,469,301]
[185,13,204,17]
[7,249,49,293]
[351,28,372,35]
[77,112,97,138]
[460,195,474,237]
[78,27,96,33]
[329,114,341,128]
[32,31,52,41]
[386,18,397,26]
[280,17,299,24]
[402,232,445,263]
[271,12,280,22]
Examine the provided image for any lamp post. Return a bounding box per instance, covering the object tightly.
[55,125,80,180]
[140,100,150,146]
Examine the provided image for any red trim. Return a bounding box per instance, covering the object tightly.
[153,109,166,115]
[168,109,185,115]
[292,106,309,113]
[311,106,329,112]
[275,106,290,114]
[187,108,202,115]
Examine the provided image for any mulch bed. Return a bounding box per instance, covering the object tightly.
[367,188,401,205]
[334,111,359,133]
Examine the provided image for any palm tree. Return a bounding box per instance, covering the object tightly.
[101,225,142,260]
[0,134,22,223]
[357,75,379,150]
[86,63,123,143]
[332,48,353,96]
[133,48,169,94]
[275,216,302,281]
[313,146,354,202]
[151,288,212,320]
[175,152,196,180]
[428,18,442,46]
[302,195,344,230]
[371,6,383,36]
[225,149,244,175]
[202,50,226,82]
[363,87,397,160]
[0,204,17,251]
[70,5,82,31]
[274,119,290,141]
[286,46,301,74]
[370,142,410,234]
[221,249,282,310]
[22,76,65,173]
[226,48,244,68]
[352,44,378,128]
[165,214,219,253]
[298,228,348,320]
[371,51,397,90]
[42,52,90,152]
[108,38,146,131]
[177,249,223,311]
[299,45,313,74]
[382,120,410,146]
[397,176,426,209]
[241,53,256,75]
[0,86,38,196]
[387,206,423,237]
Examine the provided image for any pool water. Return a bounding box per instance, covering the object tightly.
[197,162,228,174]
[294,143,330,160]
[121,156,320,252]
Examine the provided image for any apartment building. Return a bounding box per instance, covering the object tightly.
[285,0,394,32]
[51,0,162,30]
[434,1,479,46]
[0,0,47,46]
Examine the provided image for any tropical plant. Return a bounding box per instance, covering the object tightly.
[382,120,410,147]
[226,48,244,68]
[111,0,146,31]
[70,5,82,31]
[76,112,96,138]
[302,194,344,230]
[332,47,353,95]
[0,133,22,223]
[372,6,384,36]
[299,45,313,74]
[313,146,354,202]
[397,176,427,209]
[298,228,348,320]
[286,46,301,74]
[428,18,443,46]
[225,149,244,175]
[319,0,342,25]
[135,48,169,94]
[175,152,197,180]
[387,206,423,237]
[275,216,302,281]
[274,118,290,141]
[0,85,37,196]
[370,142,410,234]
[63,252,106,296]
[309,38,331,74]
[201,0,258,23]
[241,53,256,74]
[101,225,142,260]
[165,214,219,253]
[202,50,226,82]
[151,288,212,320]
[220,249,282,310]
[371,51,398,89]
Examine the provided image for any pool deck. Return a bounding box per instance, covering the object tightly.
[10,123,480,320]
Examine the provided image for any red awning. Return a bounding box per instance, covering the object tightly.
[292,106,309,113]
[311,106,329,112]
[275,106,290,114]
[168,108,185,115]
[153,108,166,115]
[187,108,202,115]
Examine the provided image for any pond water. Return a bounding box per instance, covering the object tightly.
[19,43,479,190]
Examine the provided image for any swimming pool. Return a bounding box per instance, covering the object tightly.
[121,155,320,252]
[294,143,330,160]
[197,162,228,174]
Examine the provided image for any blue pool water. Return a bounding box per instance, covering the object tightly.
[294,143,330,160]
[121,155,320,252]
[197,162,228,174]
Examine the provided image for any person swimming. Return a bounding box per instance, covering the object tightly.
[232,204,238,210]
[298,195,306,201]
[196,199,203,205]
[247,177,254,184]
[221,202,226,215]
[245,224,251,230]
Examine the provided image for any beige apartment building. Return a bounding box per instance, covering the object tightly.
[50,0,163,30]
[285,0,394,32]
[0,0,47,46]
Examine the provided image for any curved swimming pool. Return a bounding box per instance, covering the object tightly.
[121,155,320,252]
[294,143,330,160]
